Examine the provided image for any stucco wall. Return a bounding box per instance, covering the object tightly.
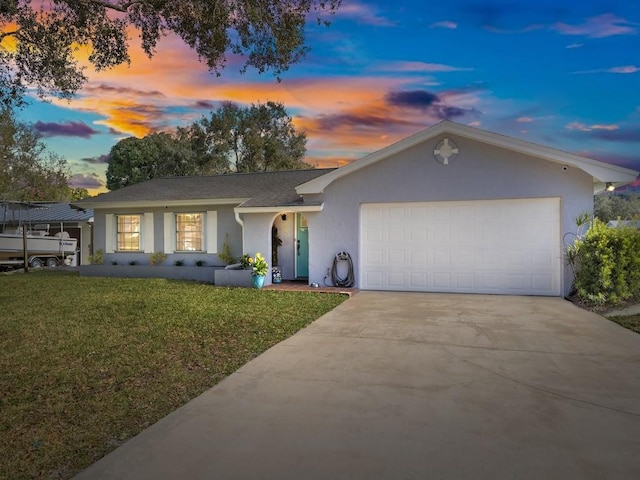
[80,222,92,265]
[241,212,278,285]
[92,204,242,267]
[308,135,594,295]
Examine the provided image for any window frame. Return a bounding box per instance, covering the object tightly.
[115,214,142,252]
[174,212,205,252]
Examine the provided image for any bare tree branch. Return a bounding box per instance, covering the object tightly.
[74,0,146,13]
[0,29,19,41]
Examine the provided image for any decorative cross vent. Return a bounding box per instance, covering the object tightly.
[433,138,459,165]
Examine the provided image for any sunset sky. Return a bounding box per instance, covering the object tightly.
[12,0,640,194]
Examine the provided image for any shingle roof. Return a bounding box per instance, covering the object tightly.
[0,202,93,223]
[73,169,336,209]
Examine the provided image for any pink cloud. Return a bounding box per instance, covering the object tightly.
[484,24,544,35]
[552,14,637,38]
[608,65,640,74]
[376,61,472,73]
[430,21,458,30]
[566,122,619,132]
[517,117,534,123]
[573,65,639,74]
[335,3,395,27]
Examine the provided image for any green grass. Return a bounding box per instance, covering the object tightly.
[0,270,347,480]
[607,314,640,334]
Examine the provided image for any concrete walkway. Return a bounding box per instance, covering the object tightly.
[604,303,640,317]
[74,293,640,480]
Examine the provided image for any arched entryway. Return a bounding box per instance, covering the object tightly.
[270,212,309,281]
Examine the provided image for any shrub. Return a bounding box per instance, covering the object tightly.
[89,249,104,265]
[218,233,235,265]
[568,218,640,306]
[194,259,206,267]
[174,260,184,266]
[149,252,167,266]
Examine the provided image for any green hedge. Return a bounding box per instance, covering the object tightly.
[568,218,640,305]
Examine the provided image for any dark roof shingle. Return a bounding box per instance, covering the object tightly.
[73,169,335,208]
[0,202,93,223]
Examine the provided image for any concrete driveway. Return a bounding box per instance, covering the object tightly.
[75,292,640,480]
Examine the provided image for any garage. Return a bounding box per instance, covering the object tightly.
[360,198,562,295]
[299,121,639,295]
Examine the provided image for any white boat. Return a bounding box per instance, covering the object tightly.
[0,202,78,267]
[0,229,77,255]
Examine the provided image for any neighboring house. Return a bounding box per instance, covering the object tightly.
[0,202,94,265]
[607,220,640,229]
[73,120,639,296]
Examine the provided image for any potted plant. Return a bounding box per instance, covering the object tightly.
[271,227,283,284]
[247,252,268,289]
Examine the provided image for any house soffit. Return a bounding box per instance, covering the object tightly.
[234,204,324,214]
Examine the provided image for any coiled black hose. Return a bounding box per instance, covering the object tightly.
[330,251,355,287]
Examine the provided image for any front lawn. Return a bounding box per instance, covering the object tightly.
[0,270,347,480]
[607,314,640,334]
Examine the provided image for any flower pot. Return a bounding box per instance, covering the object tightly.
[251,274,265,289]
[272,266,282,284]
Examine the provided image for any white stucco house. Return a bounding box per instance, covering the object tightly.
[73,121,639,296]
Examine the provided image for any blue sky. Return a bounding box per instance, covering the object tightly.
[13,0,640,193]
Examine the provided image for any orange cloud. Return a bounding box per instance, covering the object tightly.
[303,155,357,169]
[0,29,17,52]
[46,30,484,167]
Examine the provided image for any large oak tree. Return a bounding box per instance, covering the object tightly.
[106,101,308,190]
[0,108,72,200]
[106,131,198,190]
[0,0,341,109]
[195,101,308,173]
[594,193,640,223]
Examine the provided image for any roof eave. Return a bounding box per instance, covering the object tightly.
[234,204,324,214]
[72,198,249,210]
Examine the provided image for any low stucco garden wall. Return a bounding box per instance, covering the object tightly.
[80,265,267,288]
[80,265,216,283]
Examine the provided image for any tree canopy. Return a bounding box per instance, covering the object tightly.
[0,0,341,109]
[106,101,308,190]
[106,132,198,190]
[0,108,73,201]
[594,192,640,223]
[195,101,308,173]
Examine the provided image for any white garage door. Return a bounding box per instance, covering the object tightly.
[360,198,561,295]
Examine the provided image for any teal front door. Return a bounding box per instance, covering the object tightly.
[296,213,309,278]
